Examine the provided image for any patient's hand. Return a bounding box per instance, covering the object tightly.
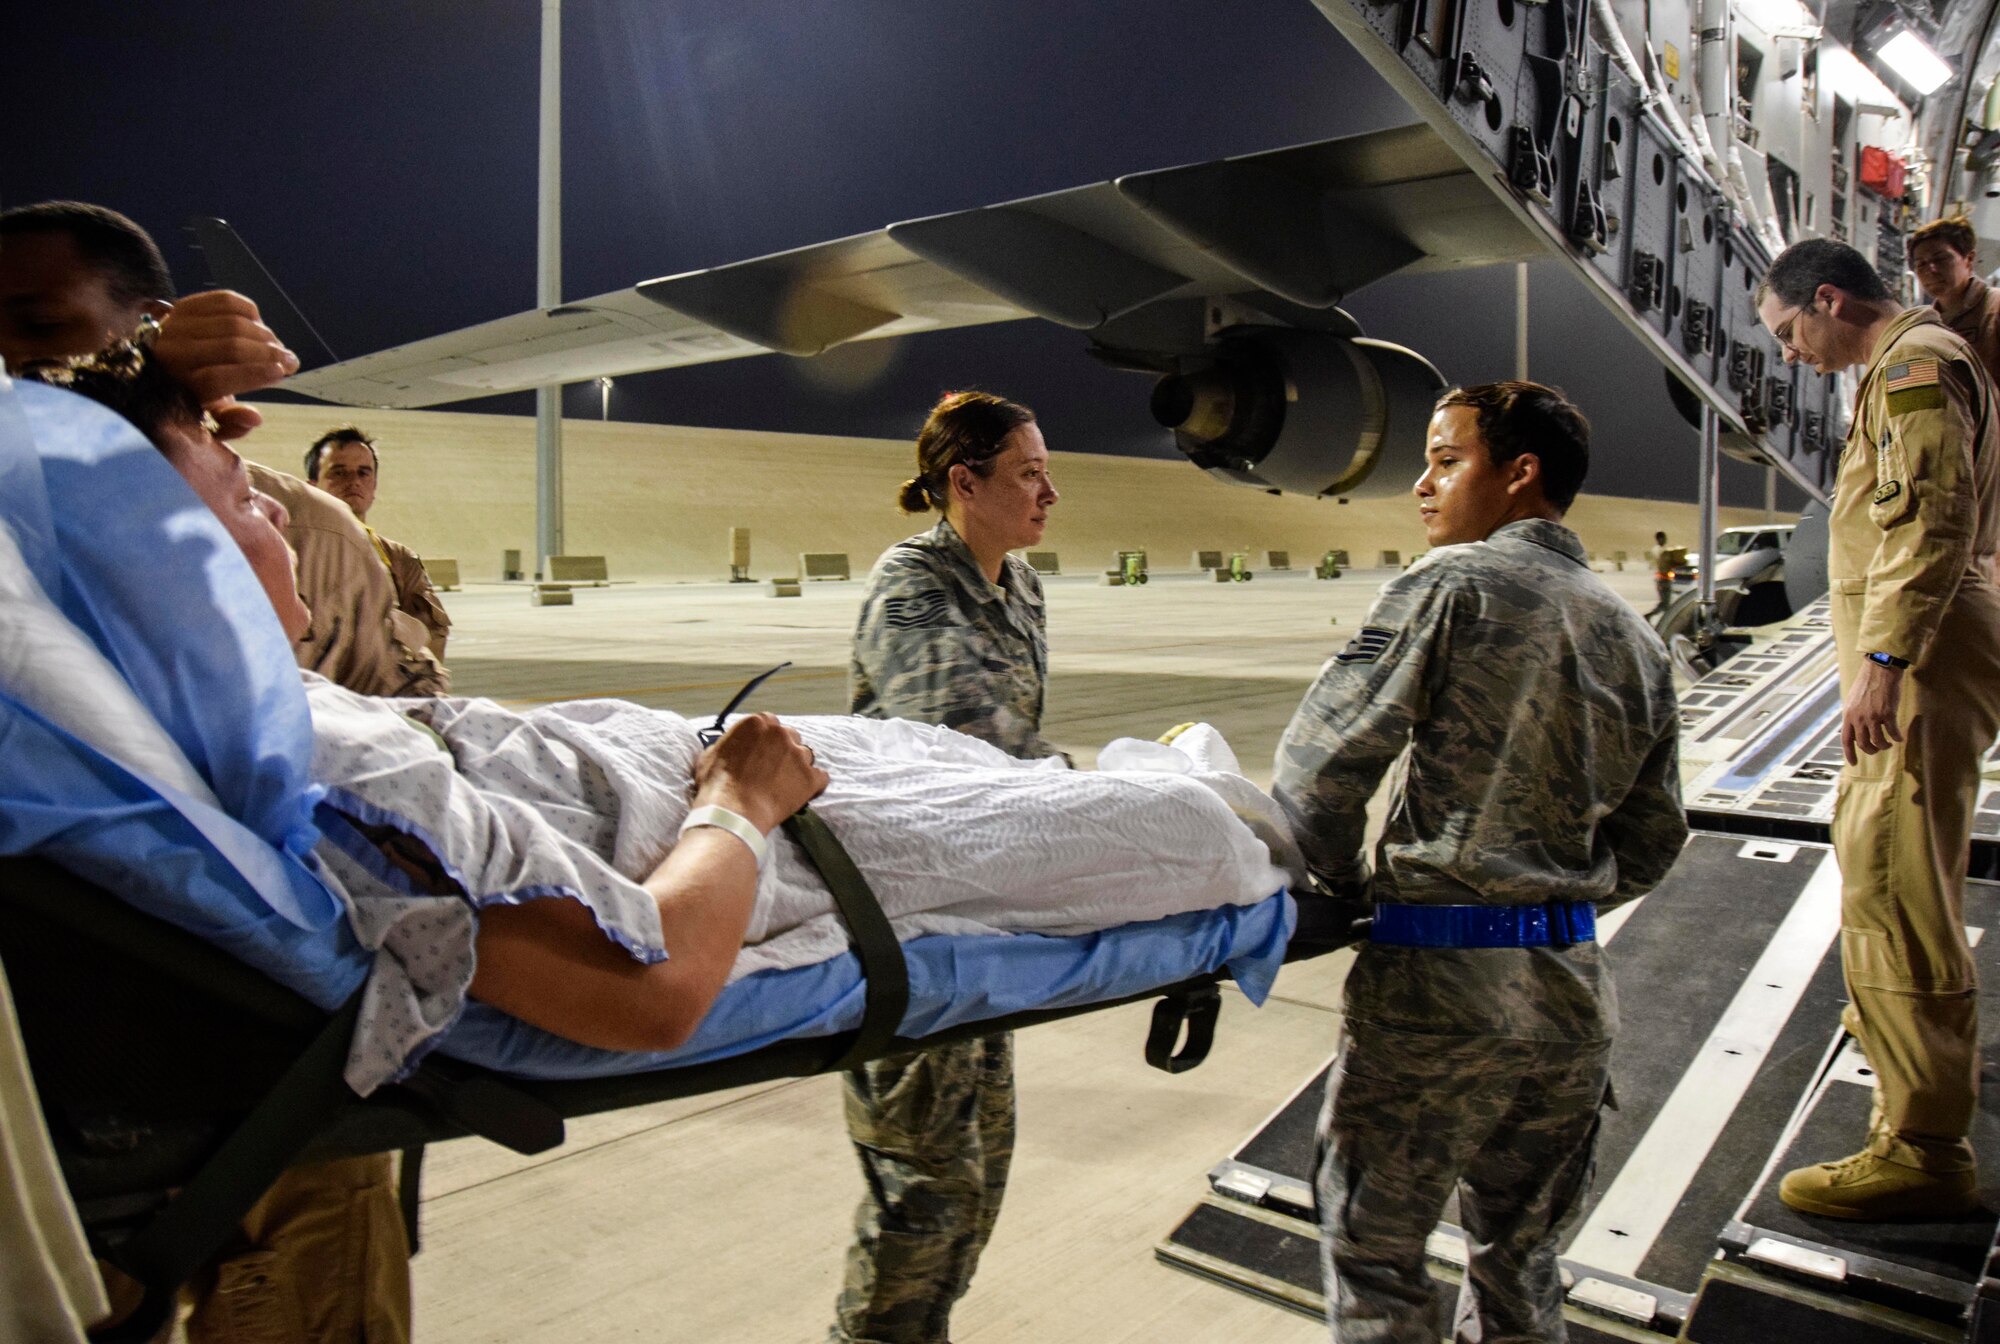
[152,290,299,436]
[693,713,828,833]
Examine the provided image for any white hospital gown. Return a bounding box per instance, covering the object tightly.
[301,674,1293,1092]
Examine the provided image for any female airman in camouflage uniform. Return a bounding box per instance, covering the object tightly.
[831,391,1060,1344]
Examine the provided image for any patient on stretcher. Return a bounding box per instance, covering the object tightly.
[5,350,1300,1094]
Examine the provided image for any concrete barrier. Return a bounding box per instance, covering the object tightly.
[424,557,461,591]
[1193,549,1223,571]
[1026,550,1060,574]
[548,555,610,584]
[801,552,851,581]
[1265,550,1290,571]
[531,584,573,607]
[1379,550,1400,567]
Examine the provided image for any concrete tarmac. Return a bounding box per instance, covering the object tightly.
[403,561,1665,1343]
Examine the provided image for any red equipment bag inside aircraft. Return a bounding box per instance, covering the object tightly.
[1858,146,1907,198]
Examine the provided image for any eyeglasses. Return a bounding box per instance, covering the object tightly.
[697,661,792,747]
[1771,302,1811,353]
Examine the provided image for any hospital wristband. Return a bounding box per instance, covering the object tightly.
[679,805,771,872]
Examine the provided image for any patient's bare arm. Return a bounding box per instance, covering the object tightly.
[468,714,828,1052]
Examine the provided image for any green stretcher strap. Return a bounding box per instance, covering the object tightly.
[783,806,910,1070]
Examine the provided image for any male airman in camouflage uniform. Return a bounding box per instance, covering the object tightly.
[834,390,1060,1344]
[1274,382,1686,1343]
[1758,239,2000,1219]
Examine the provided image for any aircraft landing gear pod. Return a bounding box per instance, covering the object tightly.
[1149,328,1444,499]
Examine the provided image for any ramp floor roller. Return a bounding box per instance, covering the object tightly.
[1158,835,2000,1343]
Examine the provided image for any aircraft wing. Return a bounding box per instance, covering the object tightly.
[272,121,1538,409]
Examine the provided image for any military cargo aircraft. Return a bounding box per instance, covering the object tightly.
[190,5,2000,1337]
[232,0,1989,523]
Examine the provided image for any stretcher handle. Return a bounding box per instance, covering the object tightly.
[783,806,910,1070]
[1145,982,1221,1074]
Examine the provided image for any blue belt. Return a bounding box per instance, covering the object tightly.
[1369,901,1597,949]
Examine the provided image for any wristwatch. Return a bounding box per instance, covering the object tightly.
[1866,651,1911,670]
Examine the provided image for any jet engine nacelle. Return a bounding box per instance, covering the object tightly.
[1149,328,1445,498]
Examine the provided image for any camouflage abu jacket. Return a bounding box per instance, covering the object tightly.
[849,517,1057,759]
[1273,518,1687,1041]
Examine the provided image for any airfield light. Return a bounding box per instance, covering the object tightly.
[1877,30,1953,96]
[1820,43,1903,113]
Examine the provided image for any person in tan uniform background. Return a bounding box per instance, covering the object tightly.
[1758,237,2000,1220]
[248,462,448,696]
[1909,215,2000,389]
[0,200,417,1342]
[305,425,452,659]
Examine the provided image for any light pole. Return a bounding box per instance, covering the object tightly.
[597,375,612,421]
[535,0,564,576]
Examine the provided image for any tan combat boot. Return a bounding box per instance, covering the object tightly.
[1779,1149,1980,1221]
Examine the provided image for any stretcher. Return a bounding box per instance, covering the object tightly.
[0,377,1363,1337]
[1,851,1356,1342]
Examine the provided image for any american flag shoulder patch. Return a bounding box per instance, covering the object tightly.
[1336,625,1399,664]
[882,590,954,629]
[1884,359,1940,391]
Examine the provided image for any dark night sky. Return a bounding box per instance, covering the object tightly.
[2,0,1795,508]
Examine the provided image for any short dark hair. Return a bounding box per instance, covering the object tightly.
[899,390,1036,514]
[1909,215,1977,261]
[1758,238,1892,308]
[0,200,173,306]
[1435,380,1591,511]
[304,425,377,480]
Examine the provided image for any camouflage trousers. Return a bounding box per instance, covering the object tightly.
[1317,1023,1610,1344]
[830,1032,1015,1344]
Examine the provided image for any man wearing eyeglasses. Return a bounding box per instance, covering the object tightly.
[1756,237,2000,1221]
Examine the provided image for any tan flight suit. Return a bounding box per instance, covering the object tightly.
[179,469,424,1342]
[1645,542,1674,613]
[247,466,446,698]
[1937,276,2000,392]
[367,526,451,660]
[1830,306,2000,1172]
